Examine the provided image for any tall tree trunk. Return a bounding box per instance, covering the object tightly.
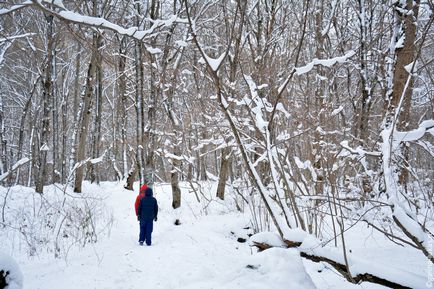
[0,42,12,180]
[356,0,373,146]
[0,91,6,177]
[134,39,144,184]
[145,75,157,186]
[73,35,97,193]
[199,133,207,181]
[389,0,419,186]
[158,2,184,208]
[117,36,135,190]
[133,2,145,185]
[60,71,68,184]
[216,0,246,200]
[35,15,54,194]
[89,35,103,184]
[68,45,81,177]
[28,108,39,187]
[15,79,38,185]
[216,147,231,200]
[51,45,59,184]
[310,0,326,235]
[143,0,160,188]
[171,143,182,209]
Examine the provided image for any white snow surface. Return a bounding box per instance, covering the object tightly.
[1,181,431,289]
[248,232,286,248]
[0,252,23,289]
[1,182,317,289]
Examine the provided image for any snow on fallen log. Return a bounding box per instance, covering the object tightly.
[249,230,427,289]
[392,201,434,263]
[248,232,287,250]
[244,247,317,289]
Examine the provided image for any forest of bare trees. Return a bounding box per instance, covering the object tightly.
[1,0,433,287]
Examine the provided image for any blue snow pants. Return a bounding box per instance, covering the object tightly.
[139,220,154,246]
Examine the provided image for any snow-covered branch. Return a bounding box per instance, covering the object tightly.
[30,0,187,44]
[340,140,381,157]
[0,33,36,44]
[393,119,434,145]
[295,50,356,76]
[0,1,32,16]
[0,158,30,183]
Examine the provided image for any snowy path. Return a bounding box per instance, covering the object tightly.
[19,183,251,289]
[11,182,429,289]
[20,182,314,289]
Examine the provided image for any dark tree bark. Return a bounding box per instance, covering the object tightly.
[216,147,230,200]
[216,0,245,200]
[89,35,103,184]
[35,15,54,194]
[143,0,160,188]
[132,1,145,185]
[390,0,420,186]
[73,35,97,193]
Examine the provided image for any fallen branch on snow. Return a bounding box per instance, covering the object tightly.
[249,231,425,289]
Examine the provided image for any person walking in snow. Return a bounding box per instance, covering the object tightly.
[137,187,158,246]
[134,184,148,217]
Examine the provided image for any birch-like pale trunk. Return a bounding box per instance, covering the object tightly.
[68,45,82,176]
[0,91,6,177]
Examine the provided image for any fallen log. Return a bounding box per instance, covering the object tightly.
[299,252,411,289]
[251,241,273,252]
[249,231,425,289]
[392,203,434,263]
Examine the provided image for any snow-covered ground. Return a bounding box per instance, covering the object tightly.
[0,181,432,289]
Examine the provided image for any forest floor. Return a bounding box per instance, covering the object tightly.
[1,182,430,289]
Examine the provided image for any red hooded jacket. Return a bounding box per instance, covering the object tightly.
[134,184,148,216]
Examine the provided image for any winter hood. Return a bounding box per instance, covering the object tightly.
[140,184,148,194]
[145,188,153,197]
